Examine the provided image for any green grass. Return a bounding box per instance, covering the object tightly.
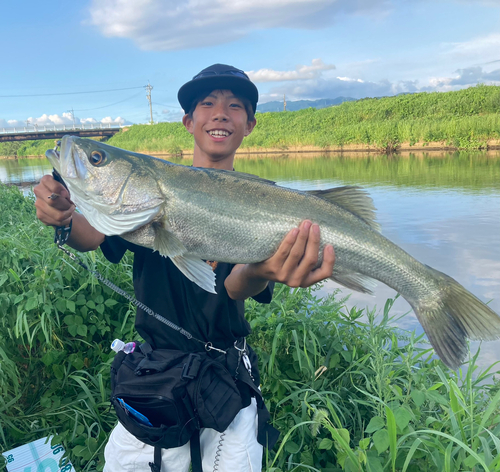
[246,289,500,472]
[2,84,500,158]
[1,184,499,471]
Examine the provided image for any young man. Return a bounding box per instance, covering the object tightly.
[34,64,335,472]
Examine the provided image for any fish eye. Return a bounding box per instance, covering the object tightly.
[89,150,107,166]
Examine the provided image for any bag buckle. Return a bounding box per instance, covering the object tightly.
[182,353,202,380]
[234,338,254,381]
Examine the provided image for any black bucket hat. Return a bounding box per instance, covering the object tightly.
[178,64,258,114]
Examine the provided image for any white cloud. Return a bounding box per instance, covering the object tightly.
[442,33,500,64]
[0,114,132,129]
[248,59,335,83]
[337,76,365,83]
[259,75,421,102]
[87,0,391,51]
[430,66,500,88]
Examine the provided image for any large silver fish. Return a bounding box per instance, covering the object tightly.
[46,135,500,369]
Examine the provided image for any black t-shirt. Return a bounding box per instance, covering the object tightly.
[100,235,274,352]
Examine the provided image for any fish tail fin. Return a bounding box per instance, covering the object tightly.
[411,266,500,369]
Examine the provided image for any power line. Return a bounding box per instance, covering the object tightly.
[153,101,183,109]
[0,86,144,98]
[73,92,143,112]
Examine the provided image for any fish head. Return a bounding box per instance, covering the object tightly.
[46,135,164,235]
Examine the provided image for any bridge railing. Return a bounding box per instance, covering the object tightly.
[0,122,123,134]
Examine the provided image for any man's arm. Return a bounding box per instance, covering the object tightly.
[225,220,335,300]
[34,175,105,251]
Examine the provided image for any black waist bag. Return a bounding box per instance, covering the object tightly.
[110,344,243,449]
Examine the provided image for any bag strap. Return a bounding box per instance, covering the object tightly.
[190,430,203,472]
[148,446,162,472]
[230,343,280,450]
[147,434,203,472]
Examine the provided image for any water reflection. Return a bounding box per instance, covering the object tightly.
[0,158,52,185]
[1,152,499,369]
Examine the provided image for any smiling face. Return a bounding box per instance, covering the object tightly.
[182,89,256,169]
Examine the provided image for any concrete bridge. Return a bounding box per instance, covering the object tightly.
[0,123,123,142]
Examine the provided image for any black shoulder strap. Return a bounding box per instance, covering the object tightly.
[190,430,203,472]
[149,446,162,472]
[235,362,280,450]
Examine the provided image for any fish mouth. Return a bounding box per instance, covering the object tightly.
[45,145,61,172]
[45,135,88,182]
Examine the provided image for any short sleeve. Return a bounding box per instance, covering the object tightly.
[251,281,275,304]
[99,235,130,263]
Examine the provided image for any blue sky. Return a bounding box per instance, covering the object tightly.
[1,0,499,127]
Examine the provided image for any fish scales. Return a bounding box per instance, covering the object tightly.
[45,136,500,369]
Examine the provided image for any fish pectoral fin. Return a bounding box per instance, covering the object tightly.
[329,270,377,295]
[153,225,188,257]
[151,226,217,293]
[307,186,380,232]
[170,254,217,294]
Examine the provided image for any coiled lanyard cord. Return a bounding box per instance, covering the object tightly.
[52,213,227,355]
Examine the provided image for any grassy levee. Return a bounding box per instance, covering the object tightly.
[3,84,500,158]
[1,183,500,471]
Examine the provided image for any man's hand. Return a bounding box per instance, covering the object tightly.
[33,174,105,252]
[34,175,75,227]
[225,220,335,300]
[250,220,335,288]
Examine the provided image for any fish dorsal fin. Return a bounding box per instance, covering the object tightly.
[307,186,380,232]
[152,224,217,294]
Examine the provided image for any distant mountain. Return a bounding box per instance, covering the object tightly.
[257,97,356,113]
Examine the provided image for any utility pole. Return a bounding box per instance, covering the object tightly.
[283,94,287,112]
[145,82,154,124]
[67,108,76,128]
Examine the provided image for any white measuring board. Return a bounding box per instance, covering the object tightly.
[2,437,75,472]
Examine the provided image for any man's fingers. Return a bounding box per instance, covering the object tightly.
[35,202,74,227]
[301,245,336,287]
[35,177,73,211]
[296,223,321,271]
[37,176,72,201]
[35,193,75,227]
[268,226,300,265]
[281,220,312,270]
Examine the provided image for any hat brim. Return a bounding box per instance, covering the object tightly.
[178,76,258,114]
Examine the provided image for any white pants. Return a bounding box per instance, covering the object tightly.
[104,398,263,472]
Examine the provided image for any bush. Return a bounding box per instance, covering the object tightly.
[1,185,499,471]
[247,286,500,471]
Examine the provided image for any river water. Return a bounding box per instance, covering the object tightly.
[1,151,499,370]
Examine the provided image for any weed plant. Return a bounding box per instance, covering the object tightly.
[0,184,136,470]
[1,184,499,471]
[246,287,500,471]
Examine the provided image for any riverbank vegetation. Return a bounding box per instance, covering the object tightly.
[1,183,499,471]
[2,85,500,158]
